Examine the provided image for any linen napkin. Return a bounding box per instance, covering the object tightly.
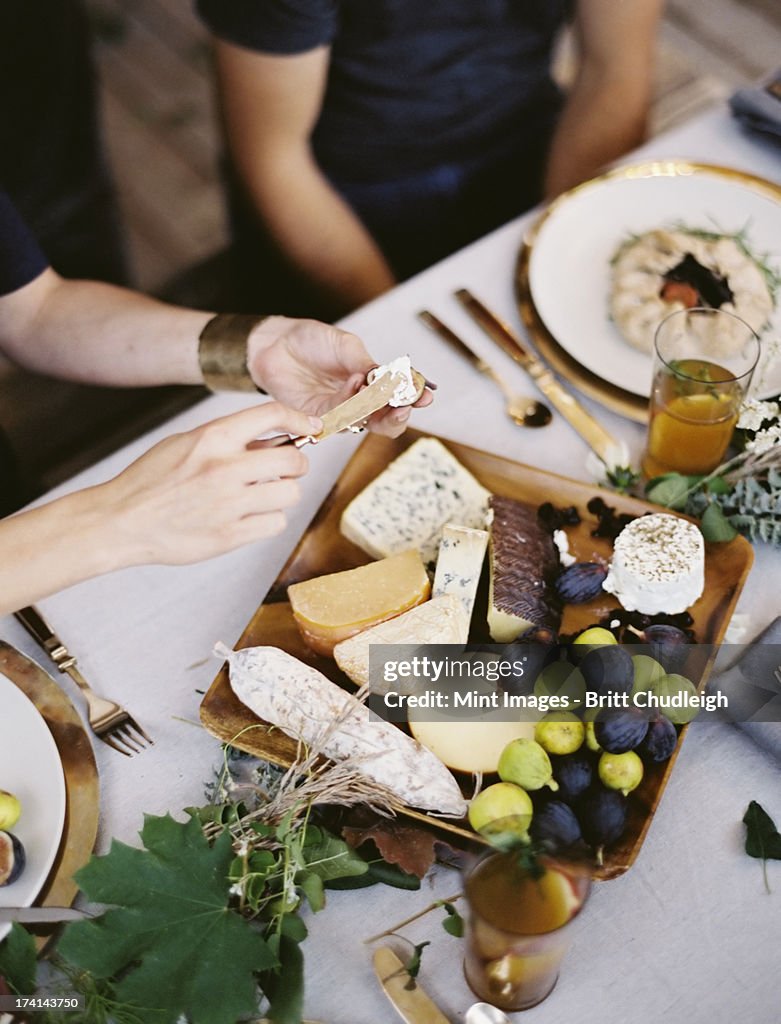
[729,73,781,140]
[707,616,781,763]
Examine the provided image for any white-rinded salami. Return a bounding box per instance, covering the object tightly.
[216,643,467,817]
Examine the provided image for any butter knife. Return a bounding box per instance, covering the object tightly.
[0,906,88,925]
[373,946,451,1024]
[290,366,426,447]
[454,288,621,464]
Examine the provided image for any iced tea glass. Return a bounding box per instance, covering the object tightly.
[463,850,591,1011]
[642,307,760,478]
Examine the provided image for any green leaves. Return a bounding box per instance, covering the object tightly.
[438,901,464,938]
[645,473,701,510]
[0,923,36,994]
[58,813,275,1024]
[700,503,738,542]
[743,801,781,894]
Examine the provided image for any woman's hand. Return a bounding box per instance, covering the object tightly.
[248,316,432,437]
[95,402,321,566]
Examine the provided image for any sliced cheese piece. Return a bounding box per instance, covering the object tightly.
[333,594,469,691]
[219,643,466,817]
[487,495,560,643]
[340,437,490,564]
[288,549,430,656]
[433,523,488,639]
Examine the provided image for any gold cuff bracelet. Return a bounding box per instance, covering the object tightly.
[198,313,269,393]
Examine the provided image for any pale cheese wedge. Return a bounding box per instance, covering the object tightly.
[340,437,490,564]
[432,523,488,640]
[333,594,469,691]
[288,549,430,656]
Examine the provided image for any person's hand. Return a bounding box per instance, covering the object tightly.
[248,316,433,438]
[95,402,321,566]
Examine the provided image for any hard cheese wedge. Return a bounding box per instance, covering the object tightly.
[288,549,430,657]
[432,523,489,639]
[333,594,469,691]
[487,495,560,643]
[340,437,490,564]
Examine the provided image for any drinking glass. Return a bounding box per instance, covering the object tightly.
[641,307,760,478]
[463,850,591,1011]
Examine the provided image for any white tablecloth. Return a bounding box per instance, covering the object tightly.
[4,105,780,1023]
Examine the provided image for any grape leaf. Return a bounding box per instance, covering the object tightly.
[0,924,37,994]
[57,813,275,1024]
[743,801,781,893]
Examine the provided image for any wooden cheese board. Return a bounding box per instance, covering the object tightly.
[200,429,754,879]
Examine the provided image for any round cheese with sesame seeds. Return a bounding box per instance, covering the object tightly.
[602,513,704,614]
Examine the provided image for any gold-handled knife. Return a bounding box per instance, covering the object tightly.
[373,946,451,1024]
[454,288,621,464]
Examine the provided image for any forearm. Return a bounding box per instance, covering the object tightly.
[0,487,130,614]
[544,68,652,197]
[0,270,211,387]
[241,150,396,315]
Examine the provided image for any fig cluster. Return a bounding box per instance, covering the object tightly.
[468,632,685,866]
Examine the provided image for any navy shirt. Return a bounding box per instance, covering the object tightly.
[0,191,47,297]
[197,0,570,181]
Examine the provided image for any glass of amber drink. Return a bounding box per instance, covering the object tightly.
[463,850,591,1011]
[642,307,760,478]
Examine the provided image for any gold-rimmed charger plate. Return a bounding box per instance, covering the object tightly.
[201,429,754,879]
[515,160,781,422]
[0,642,99,951]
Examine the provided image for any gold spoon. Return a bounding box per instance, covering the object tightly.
[418,310,552,428]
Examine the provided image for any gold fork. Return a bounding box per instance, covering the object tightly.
[13,605,153,755]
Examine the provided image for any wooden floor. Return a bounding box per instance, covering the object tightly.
[2,0,780,497]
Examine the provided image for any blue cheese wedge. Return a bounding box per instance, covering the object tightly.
[602,512,704,614]
[333,594,469,691]
[340,438,490,564]
[432,524,489,637]
[218,643,467,817]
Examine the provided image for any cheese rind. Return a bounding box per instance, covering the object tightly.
[220,643,467,817]
[487,496,560,643]
[340,438,490,564]
[432,524,489,640]
[333,594,469,691]
[288,549,430,656]
[603,513,704,614]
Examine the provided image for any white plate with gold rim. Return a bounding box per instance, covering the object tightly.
[527,162,781,399]
[0,673,67,941]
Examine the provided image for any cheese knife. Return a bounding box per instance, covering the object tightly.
[373,946,451,1024]
[454,288,622,464]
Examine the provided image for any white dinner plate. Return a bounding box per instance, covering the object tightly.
[0,673,67,940]
[527,162,781,399]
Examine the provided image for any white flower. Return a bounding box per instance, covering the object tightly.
[585,440,633,486]
[737,399,780,433]
[235,839,250,857]
[745,423,781,454]
[229,881,244,897]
